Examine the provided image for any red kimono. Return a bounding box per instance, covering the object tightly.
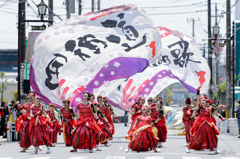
[151,107,167,143]
[46,110,61,144]
[128,115,158,152]
[126,104,142,139]
[188,107,219,151]
[99,104,114,137]
[61,108,75,146]
[15,103,32,149]
[96,110,112,144]
[72,103,102,150]
[30,105,51,147]
[182,106,194,143]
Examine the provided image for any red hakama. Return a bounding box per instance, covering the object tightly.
[61,108,75,146]
[30,105,52,147]
[99,104,113,138]
[182,106,194,143]
[72,103,102,150]
[46,110,61,144]
[151,107,167,143]
[97,110,112,144]
[188,107,219,151]
[15,103,32,149]
[126,104,142,139]
[128,115,158,152]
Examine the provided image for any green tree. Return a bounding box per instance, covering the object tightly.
[214,81,226,99]
[165,84,173,105]
[0,72,8,102]
[13,90,18,101]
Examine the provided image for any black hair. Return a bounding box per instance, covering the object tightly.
[185,97,191,104]
[1,101,6,107]
[82,92,91,101]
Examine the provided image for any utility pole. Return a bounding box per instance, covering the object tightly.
[48,0,53,26]
[208,0,213,100]
[78,0,82,15]
[232,21,235,117]
[92,0,94,12]
[66,0,70,19]
[18,0,26,101]
[203,43,206,58]
[97,0,100,11]
[215,3,219,85]
[226,0,231,115]
[187,18,200,37]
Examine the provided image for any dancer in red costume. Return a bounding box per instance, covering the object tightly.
[60,99,75,146]
[16,92,36,152]
[90,94,95,102]
[205,99,226,124]
[70,92,102,153]
[92,101,112,148]
[182,97,195,144]
[103,97,120,135]
[30,96,52,154]
[46,103,61,147]
[151,100,167,148]
[125,105,160,153]
[186,86,221,154]
[126,97,145,139]
[97,96,116,146]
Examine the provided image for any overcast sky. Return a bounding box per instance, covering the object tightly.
[0,0,238,63]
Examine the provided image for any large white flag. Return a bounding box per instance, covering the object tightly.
[30,4,162,111]
[107,26,210,111]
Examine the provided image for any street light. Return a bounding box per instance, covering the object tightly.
[37,1,47,21]
[17,0,53,103]
[212,24,220,40]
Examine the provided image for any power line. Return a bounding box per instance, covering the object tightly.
[0,0,10,8]
[0,24,16,34]
[148,10,207,15]
[231,0,239,9]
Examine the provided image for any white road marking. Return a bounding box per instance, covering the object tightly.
[182,156,202,159]
[68,157,88,159]
[119,146,123,150]
[220,157,240,159]
[30,157,52,159]
[105,156,125,159]
[145,157,164,159]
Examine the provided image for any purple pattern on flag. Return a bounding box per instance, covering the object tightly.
[71,57,149,112]
[129,69,196,102]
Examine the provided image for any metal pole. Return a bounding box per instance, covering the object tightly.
[232,21,235,117]
[78,0,82,15]
[192,18,195,37]
[97,0,100,11]
[66,0,70,19]
[208,0,213,99]
[17,0,21,102]
[203,43,205,58]
[215,3,219,86]
[48,0,53,26]
[92,0,94,12]
[226,0,232,116]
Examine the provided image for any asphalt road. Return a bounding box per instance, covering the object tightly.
[0,123,240,159]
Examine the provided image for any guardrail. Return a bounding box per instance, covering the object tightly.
[216,118,239,136]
